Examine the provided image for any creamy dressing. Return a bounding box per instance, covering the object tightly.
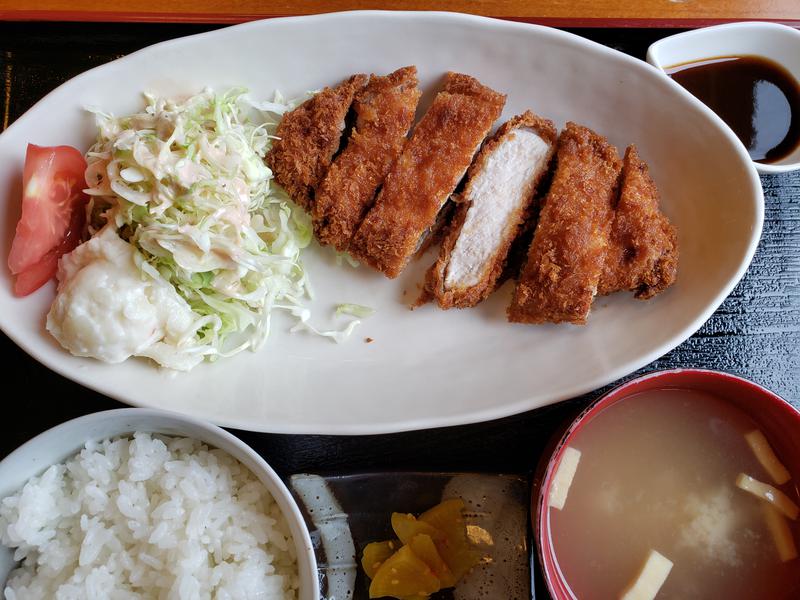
[46,227,207,371]
[444,128,551,290]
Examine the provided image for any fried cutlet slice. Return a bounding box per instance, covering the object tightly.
[313,66,421,251]
[422,111,557,309]
[349,72,506,278]
[598,146,678,299]
[508,122,623,324]
[265,74,368,211]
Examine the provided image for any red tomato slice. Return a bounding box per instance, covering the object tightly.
[7,144,88,295]
[13,253,60,297]
[13,204,86,296]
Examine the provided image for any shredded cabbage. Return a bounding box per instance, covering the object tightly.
[335,303,375,319]
[82,87,358,364]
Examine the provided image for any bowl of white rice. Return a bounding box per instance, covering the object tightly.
[0,408,318,600]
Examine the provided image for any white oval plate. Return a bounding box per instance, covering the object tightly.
[0,12,762,434]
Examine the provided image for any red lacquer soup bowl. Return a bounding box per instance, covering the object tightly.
[532,368,800,599]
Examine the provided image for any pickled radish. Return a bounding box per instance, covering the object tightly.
[408,533,456,588]
[369,545,440,598]
[419,499,479,580]
[361,498,478,598]
[391,512,446,545]
[362,540,401,579]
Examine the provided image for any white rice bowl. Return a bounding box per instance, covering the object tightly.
[0,433,299,600]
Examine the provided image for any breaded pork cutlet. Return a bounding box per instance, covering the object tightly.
[265,74,368,212]
[422,111,557,309]
[313,66,421,251]
[508,122,623,324]
[349,72,506,278]
[598,146,678,299]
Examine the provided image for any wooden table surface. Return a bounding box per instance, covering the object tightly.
[1,0,800,27]
[1,20,799,600]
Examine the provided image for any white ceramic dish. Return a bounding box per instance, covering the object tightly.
[0,11,763,434]
[0,408,319,599]
[647,21,800,174]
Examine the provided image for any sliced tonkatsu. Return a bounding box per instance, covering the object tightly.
[349,72,506,278]
[508,122,623,325]
[266,74,368,212]
[422,111,557,309]
[598,145,678,299]
[313,66,421,251]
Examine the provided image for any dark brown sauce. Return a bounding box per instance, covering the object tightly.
[667,55,800,164]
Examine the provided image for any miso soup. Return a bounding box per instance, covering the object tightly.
[547,389,800,600]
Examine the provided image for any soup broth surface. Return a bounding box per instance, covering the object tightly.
[549,388,800,600]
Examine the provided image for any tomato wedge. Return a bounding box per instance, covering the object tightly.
[13,206,86,296]
[7,144,88,296]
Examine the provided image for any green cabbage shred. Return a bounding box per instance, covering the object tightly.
[335,303,375,319]
[83,87,361,361]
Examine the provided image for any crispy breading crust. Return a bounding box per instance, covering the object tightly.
[508,122,622,324]
[415,198,456,258]
[598,146,678,299]
[312,67,421,251]
[422,111,557,309]
[265,74,367,212]
[349,72,506,278]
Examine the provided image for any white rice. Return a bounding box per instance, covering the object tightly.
[0,433,299,600]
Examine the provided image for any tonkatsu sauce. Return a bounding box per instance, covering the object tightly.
[667,55,800,164]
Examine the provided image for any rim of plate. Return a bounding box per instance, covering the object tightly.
[0,11,765,435]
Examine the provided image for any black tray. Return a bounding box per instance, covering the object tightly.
[1,22,799,600]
